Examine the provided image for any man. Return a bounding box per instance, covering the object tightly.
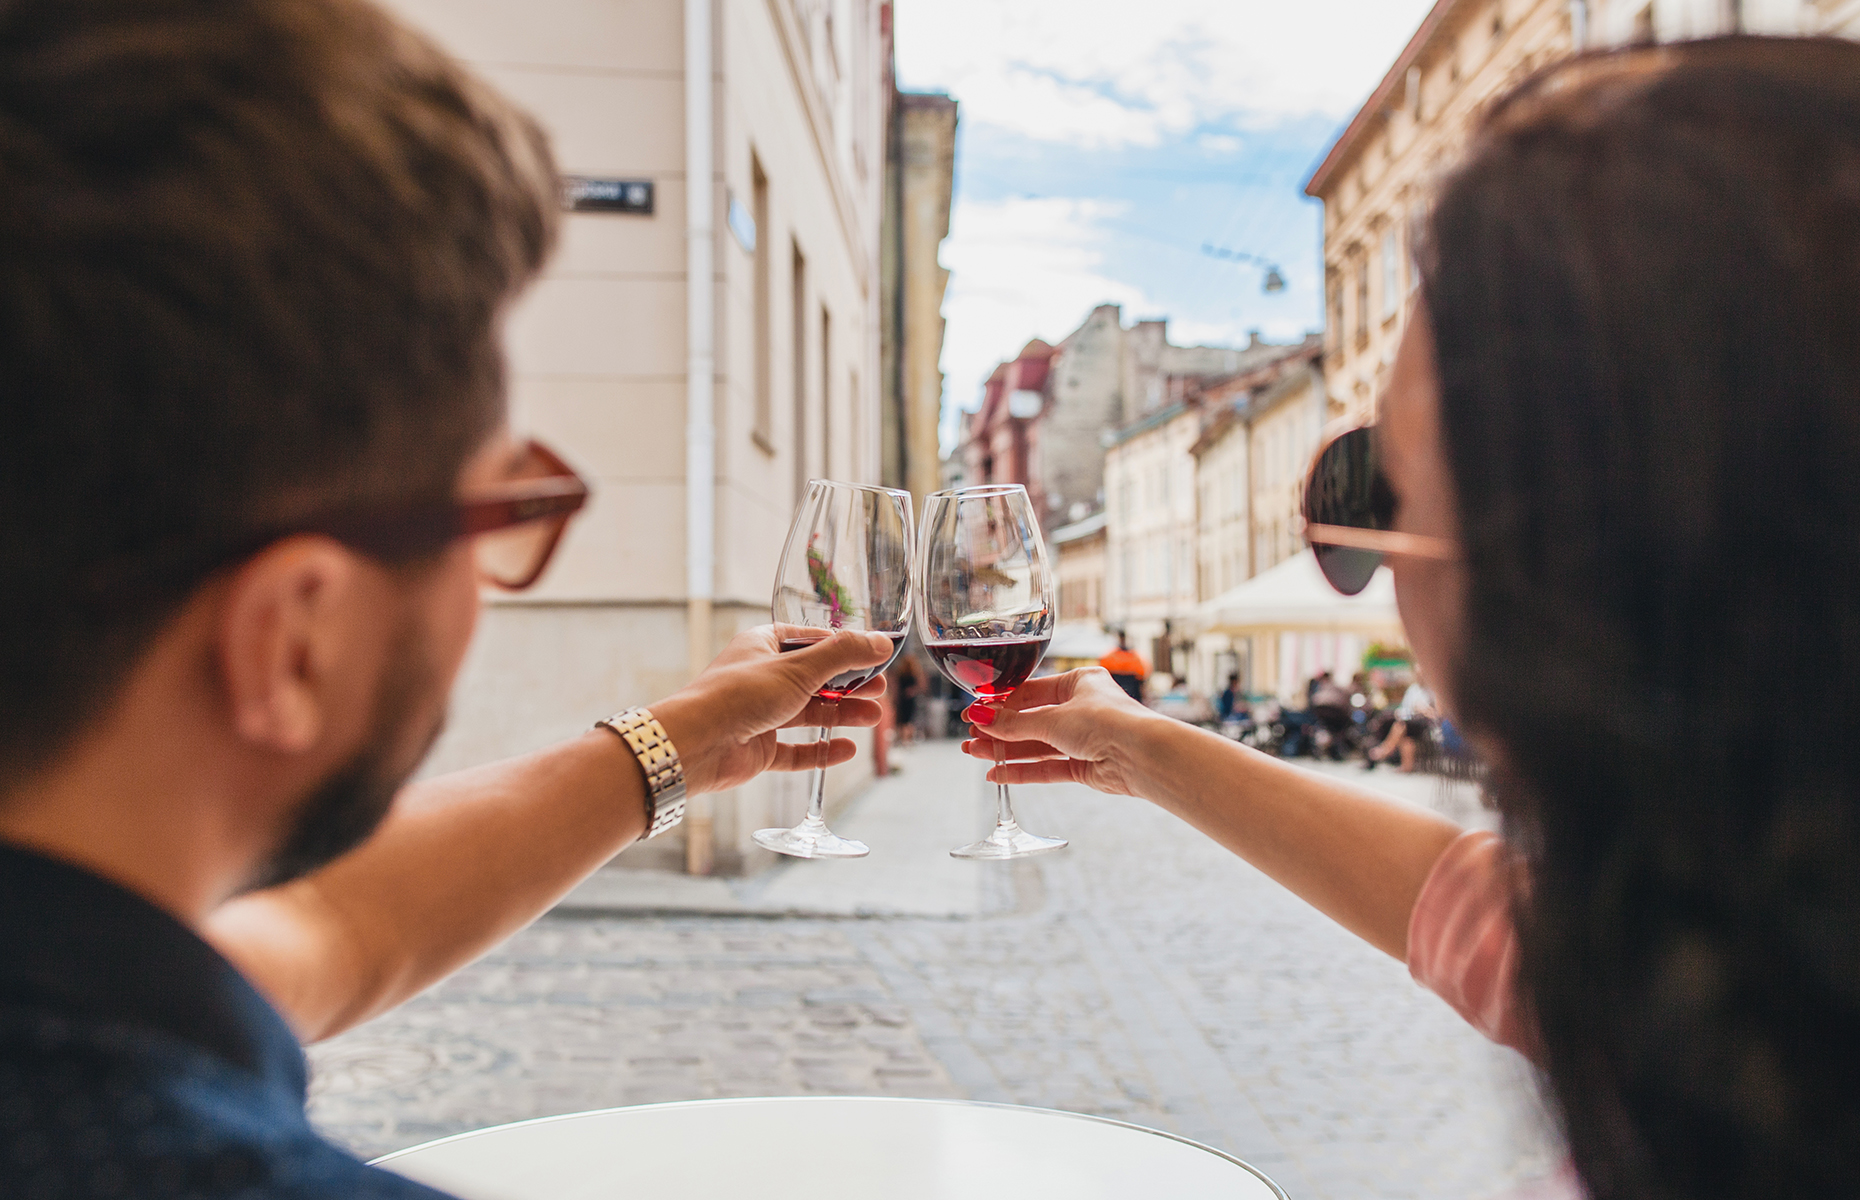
[1216,673,1247,726]
[0,1,893,1195]
[1097,633,1148,703]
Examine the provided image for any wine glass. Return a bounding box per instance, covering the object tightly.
[916,484,1068,859]
[753,480,913,859]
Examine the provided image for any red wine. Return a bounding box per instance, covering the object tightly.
[780,631,907,700]
[925,636,1049,699]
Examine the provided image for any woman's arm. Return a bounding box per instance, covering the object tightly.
[205,627,894,1043]
[967,668,1464,960]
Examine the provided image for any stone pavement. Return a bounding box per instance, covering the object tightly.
[308,740,1559,1199]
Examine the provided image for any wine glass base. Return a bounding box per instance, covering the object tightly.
[949,822,1068,860]
[753,823,870,859]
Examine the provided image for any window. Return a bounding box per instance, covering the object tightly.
[1381,228,1401,319]
[751,156,773,452]
[1354,260,1370,349]
[791,242,808,504]
[1327,271,1342,349]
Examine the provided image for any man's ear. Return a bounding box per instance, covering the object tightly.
[217,537,365,755]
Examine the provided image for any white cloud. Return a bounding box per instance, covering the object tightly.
[936,196,1154,448]
[895,0,1438,147]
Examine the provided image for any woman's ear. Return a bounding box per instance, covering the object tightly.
[216,537,365,755]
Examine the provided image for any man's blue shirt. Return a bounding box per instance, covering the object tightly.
[0,842,455,1198]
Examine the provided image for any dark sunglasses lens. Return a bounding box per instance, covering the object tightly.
[1304,427,1393,596]
[1305,427,1384,529]
[1313,544,1382,596]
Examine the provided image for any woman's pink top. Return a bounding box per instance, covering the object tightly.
[1407,829,1585,1200]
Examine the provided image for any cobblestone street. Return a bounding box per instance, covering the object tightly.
[311,741,1558,1199]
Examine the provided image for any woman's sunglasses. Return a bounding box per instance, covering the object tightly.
[1302,425,1456,596]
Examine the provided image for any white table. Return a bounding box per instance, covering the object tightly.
[374,1096,1287,1200]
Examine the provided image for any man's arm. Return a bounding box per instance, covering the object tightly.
[205,626,892,1043]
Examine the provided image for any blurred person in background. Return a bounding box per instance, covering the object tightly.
[0,1,893,1195]
[1097,631,1148,702]
[1216,672,1248,726]
[891,653,926,746]
[1369,673,1439,773]
[963,39,1860,1200]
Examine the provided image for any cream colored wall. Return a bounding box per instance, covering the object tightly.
[386,0,888,874]
[1248,377,1317,577]
[1195,425,1251,601]
[1056,533,1107,623]
[1316,0,1575,424]
[1103,409,1201,670]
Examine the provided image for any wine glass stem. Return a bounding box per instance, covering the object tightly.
[806,704,836,824]
[993,732,1017,830]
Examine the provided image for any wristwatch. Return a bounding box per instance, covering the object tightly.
[595,707,687,839]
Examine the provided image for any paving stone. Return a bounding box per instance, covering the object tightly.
[308,742,1558,1200]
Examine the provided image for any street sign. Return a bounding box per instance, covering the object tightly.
[562,176,654,215]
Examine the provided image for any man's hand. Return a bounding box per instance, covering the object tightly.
[959,667,1168,798]
[652,625,894,795]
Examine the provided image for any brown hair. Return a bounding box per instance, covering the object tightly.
[1424,37,1860,1200]
[0,0,559,785]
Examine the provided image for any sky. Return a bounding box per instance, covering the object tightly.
[890,0,1438,452]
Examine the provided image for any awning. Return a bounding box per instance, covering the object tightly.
[1197,549,1404,636]
[1047,621,1119,661]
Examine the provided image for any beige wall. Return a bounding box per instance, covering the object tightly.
[894,95,958,506]
[1054,522,1107,624]
[1248,372,1321,578]
[1103,407,1202,676]
[388,0,889,874]
[1195,419,1251,602]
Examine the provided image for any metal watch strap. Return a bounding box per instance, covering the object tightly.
[595,707,687,839]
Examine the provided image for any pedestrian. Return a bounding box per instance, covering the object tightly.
[891,653,925,746]
[960,39,1860,1200]
[0,3,894,1195]
[1216,672,1247,725]
[1097,632,1148,702]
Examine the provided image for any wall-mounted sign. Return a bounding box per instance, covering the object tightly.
[562,176,653,215]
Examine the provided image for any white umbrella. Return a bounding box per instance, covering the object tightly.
[1047,621,1119,662]
[1198,549,1404,636]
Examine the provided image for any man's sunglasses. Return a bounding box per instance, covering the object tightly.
[305,438,590,590]
[1301,425,1456,596]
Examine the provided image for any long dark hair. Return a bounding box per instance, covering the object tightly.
[1423,37,1860,1200]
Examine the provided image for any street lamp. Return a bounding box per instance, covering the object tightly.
[1201,242,1288,295]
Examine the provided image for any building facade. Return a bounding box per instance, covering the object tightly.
[956,309,1267,535]
[386,0,891,875]
[1099,337,1321,686]
[1306,0,1579,425]
[880,88,958,506]
[1310,0,1860,429]
[1103,404,1204,683]
[1589,0,1860,39]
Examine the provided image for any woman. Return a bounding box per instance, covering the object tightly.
[964,39,1860,1200]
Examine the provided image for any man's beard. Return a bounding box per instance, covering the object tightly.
[244,623,447,893]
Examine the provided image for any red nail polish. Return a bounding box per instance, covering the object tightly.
[967,704,996,726]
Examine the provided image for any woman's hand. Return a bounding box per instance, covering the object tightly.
[653,625,892,795]
[960,667,1169,798]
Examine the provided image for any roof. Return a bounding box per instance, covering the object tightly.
[1050,511,1107,544]
[1304,0,1466,199]
[1105,401,1194,449]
